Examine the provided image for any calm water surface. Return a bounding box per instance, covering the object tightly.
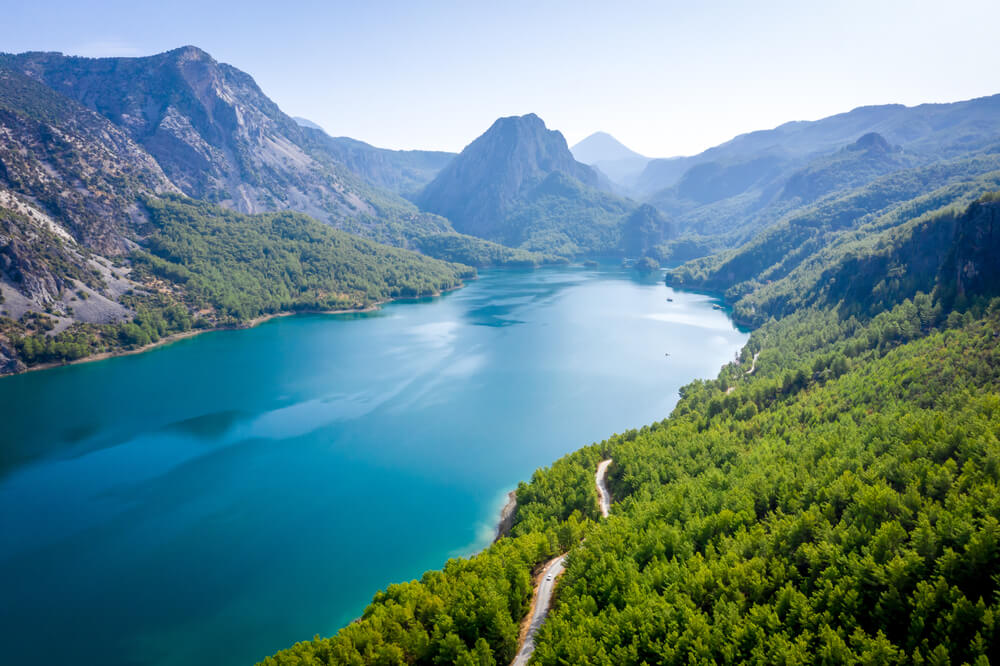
[0,265,747,666]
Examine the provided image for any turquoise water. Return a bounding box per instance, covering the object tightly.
[0,266,746,666]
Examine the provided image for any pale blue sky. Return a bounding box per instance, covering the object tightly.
[3,0,999,156]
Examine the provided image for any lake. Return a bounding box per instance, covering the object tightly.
[0,265,747,666]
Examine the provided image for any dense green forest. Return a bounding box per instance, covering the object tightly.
[412,233,565,268]
[667,162,1000,325]
[5,197,474,367]
[138,197,473,320]
[500,172,634,257]
[261,193,1000,664]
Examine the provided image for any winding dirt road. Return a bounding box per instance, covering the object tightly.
[595,458,612,518]
[727,351,761,394]
[510,459,614,665]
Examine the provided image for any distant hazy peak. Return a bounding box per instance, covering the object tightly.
[572,131,646,164]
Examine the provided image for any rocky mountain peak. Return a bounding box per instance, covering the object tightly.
[417,113,604,238]
[168,45,213,62]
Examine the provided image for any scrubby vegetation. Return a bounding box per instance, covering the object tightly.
[413,232,565,268]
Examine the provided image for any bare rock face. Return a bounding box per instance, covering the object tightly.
[0,66,177,255]
[494,491,518,541]
[947,198,1000,300]
[0,237,63,304]
[0,337,26,374]
[0,66,176,323]
[2,47,372,223]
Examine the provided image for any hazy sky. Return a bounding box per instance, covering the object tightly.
[3,0,999,156]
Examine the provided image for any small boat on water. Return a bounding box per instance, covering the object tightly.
[666,297,673,302]
[712,304,723,310]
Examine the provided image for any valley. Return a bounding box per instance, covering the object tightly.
[1,29,999,666]
[0,265,746,666]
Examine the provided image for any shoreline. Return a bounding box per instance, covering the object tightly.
[494,490,518,542]
[10,283,469,378]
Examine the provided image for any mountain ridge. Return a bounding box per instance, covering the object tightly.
[636,93,1000,197]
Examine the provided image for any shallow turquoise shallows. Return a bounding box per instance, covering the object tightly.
[0,265,747,666]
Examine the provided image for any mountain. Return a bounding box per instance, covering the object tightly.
[620,204,673,258]
[777,132,911,204]
[636,95,1000,197]
[0,47,568,270]
[571,131,645,163]
[0,66,177,252]
[0,47,459,246]
[0,63,181,346]
[417,114,636,255]
[288,117,455,196]
[636,96,1000,262]
[571,131,651,188]
[2,47,353,217]
[0,48,564,373]
[666,158,1000,326]
[303,130,454,197]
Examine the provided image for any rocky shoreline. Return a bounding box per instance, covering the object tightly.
[494,490,518,541]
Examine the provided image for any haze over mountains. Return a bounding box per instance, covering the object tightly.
[2,44,1000,374]
[570,131,652,187]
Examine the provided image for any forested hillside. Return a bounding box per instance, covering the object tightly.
[668,172,1000,327]
[261,193,1000,665]
[1,197,473,370]
[632,96,1000,263]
